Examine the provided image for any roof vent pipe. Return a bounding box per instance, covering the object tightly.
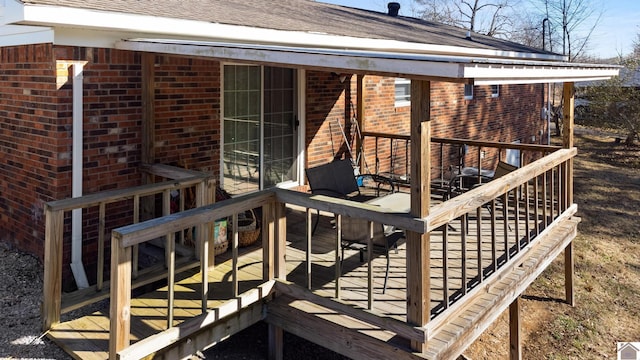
[387,2,400,17]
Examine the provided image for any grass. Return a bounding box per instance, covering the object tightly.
[464,126,640,359]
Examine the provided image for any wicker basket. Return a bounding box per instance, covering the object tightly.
[214,240,229,255]
[211,219,229,255]
[234,209,261,247]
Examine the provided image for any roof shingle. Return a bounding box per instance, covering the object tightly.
[18,0,554,54]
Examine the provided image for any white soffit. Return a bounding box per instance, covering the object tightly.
[0,24,53,46]
[116,39,620,84]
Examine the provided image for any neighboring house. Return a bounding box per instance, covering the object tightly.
[0,0,618,359]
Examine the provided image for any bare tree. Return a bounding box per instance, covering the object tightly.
[415,0,517,37]
[584,56,640,145]
[526,0,603,61]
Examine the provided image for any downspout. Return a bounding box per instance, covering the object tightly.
[70,63,89,289]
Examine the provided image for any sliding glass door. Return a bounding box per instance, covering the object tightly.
[223,65,299,194]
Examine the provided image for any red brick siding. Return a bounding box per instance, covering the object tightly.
[305,74,546,181]
[305,71,357,168]
[153,55,221,174]
[0,44,61,258]
[1,45,224,286]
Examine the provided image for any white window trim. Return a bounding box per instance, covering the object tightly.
[394,78,411,107]
[491,84,500,98]
[464,84,474,100]
[220,63,305,192]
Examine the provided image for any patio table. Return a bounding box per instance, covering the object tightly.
[365,192,411,234]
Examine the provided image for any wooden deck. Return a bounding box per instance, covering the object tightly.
[47,192,579,359]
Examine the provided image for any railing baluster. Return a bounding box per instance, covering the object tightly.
[335,214,342,300]
[557,164,563,215]
[524,181,531,245]
[490,199,497,272]
[306,208,312,290]
[232,213,239,297]
[179,186,185,245]
[133,194,140,279]
[97,202,106,291]
[515,189,520,253]
[542,171,549,229]
[476,207,483,283]
[163,189,171,269]
[443,224,449,309]
[550,167,556,222]
[503,192,509,261]
[534,175,540,236]
[367,221,374,310]
[166,231,175,329]
[460,215,467,295]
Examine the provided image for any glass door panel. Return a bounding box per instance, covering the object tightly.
[223,65,261,194]
[223,65,298,194]
[264,66,297,187]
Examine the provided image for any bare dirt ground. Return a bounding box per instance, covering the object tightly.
[1,126,638,359]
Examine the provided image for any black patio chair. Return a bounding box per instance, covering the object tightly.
[448,160,519,231]
[340,216,404,294]
[305,159,393,234]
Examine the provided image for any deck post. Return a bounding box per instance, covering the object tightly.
[141,52,156,220]
[562,82,575,306]
[268,201,287,360]
[109,234,132,359]
[356,75,365,174]
[263,202,276,280]
[407,79,431,352]
[42,207,63,331]
[275,201,288,279]
[509,297,522,360]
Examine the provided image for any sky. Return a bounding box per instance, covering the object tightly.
[319,0,640,59]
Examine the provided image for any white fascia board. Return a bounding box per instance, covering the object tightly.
[18,3,565,62]
[115,39,465,79]
[463,64,620,79]
[473,76,616,85]
[1,0,26,25]
[0,24,53,46]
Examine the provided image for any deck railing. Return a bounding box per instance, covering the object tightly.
[106,187,429,358]
[360,131,561,187]
[46,139,577,358]
[109,190,282,359]
[425,147,576,329]
[42,172,213,331]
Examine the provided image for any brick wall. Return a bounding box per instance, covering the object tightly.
[153,55,221,174]
[305,71,356,168]
[0,44,60,258]
[0,45,224,287]
[305,74,546,182]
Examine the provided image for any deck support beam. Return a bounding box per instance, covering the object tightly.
[509,297,522,360]
[141,53,156,222]
[42,208,63,331]
[268,201,288,359]
[407,79,431,352]
[562,82,575,306]
[109,235,132,359]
